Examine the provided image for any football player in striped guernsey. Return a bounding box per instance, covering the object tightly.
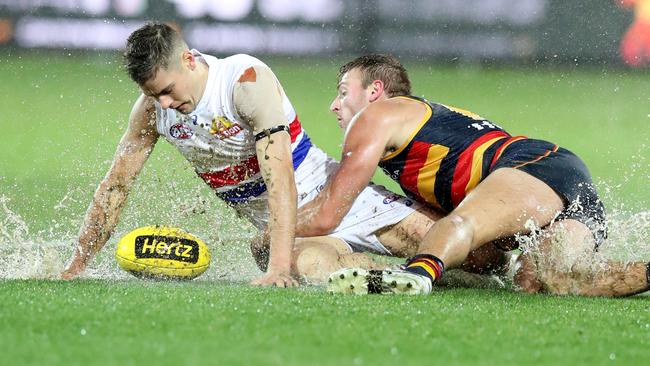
[297,54,650,297]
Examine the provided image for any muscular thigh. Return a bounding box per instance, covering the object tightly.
[454,167,564,247]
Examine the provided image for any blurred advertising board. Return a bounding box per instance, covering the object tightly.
[0,0,638,64]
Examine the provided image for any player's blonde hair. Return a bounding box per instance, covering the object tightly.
[123,22,187,85]
[338,54,411,97]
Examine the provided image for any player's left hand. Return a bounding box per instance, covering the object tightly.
[250,270,298,288]
[61,253,88,280]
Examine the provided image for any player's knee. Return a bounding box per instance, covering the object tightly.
[443,213,476,244]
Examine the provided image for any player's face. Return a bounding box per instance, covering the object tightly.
[141,63,196,114]
[330,68,373,129]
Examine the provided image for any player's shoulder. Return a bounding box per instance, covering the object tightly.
[132,94,156,116]
[218,54,277,87]
[128,94,157,129]
[360,96,421,123]
[221,53,269,71]
[348,97,427,143]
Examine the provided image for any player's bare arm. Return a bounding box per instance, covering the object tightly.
[296,101,405,237]
[234,65,298,288]
[61,95,158,279]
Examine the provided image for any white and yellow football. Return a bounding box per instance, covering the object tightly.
[115,226,211,280]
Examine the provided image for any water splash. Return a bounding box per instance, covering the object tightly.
[0,190,262,282]
[0,161,647,286]
[0,195,65,279]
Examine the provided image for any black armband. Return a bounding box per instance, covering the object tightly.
[254,125,290,142]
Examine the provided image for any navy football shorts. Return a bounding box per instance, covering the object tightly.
[491,138,607,247]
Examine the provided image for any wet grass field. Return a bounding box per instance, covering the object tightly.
[3,280,650,366]
[1,53,649,365]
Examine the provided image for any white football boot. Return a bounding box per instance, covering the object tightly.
[327,268,432,295]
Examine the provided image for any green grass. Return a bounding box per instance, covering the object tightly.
[1,53,649,365]
[3,280,650,366]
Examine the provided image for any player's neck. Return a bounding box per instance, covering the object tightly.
[193,61,210,106]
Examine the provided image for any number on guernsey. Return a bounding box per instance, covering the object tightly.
[470,121,501,130]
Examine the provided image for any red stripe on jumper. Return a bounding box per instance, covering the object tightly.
[398,141,432,201]
[289,115,302,143]
[450,131,509,207]
[198,155,260,189]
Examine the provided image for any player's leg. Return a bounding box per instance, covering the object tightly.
[326,197,516,294]
[514,218,649,297]
[374,205,510,275]
[399,167,564,287]
[422,168,562,265]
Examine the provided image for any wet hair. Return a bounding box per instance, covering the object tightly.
[123,22,186,85]
[338,54,411,97]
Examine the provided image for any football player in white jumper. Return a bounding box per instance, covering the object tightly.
[61,23,505,286]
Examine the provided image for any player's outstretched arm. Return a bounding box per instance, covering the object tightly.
[61,95,159,279]
[296,103,394,237]
[233,65,298,288]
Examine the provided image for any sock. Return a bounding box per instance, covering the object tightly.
[404,254,445,285]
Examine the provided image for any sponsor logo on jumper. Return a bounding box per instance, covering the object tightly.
[169,124,194,139]
[210,116,243,139]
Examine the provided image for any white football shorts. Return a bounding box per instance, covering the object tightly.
[233,145,420,255]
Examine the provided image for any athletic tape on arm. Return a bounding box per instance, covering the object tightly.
[254,125,290,141]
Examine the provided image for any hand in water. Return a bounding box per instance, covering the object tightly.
[250,269,298,288]
[60,254,87,280]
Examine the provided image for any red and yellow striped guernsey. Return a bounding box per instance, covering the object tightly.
[379,96,526,213]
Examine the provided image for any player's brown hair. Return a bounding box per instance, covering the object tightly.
[123,22,186,85]
[338,54,411,97]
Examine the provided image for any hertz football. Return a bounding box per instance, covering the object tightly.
[115,226,211,280]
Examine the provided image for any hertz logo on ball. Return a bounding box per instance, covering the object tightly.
[134,235,199,263]
[115,226,211,280]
